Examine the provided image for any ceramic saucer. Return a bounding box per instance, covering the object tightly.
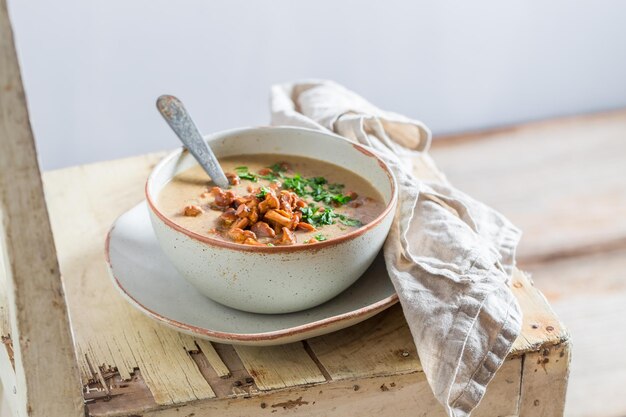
[105,203,398,345]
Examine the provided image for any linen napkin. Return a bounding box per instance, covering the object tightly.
[270,80,523,417]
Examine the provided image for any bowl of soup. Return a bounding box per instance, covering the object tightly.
[146,126,397,314]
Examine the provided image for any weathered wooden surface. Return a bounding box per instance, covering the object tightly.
[432,109,626,417]
[0,0,84,415]
[15,147,563,416]
[86,356,524,417]
[234,344,327,390]
[519,345,571,417]
[431,109,626,264]
[525,248,626,417]
[41,153,216,406]
[0,109,580,415]
[510,270,568,354]
[307,304,421,380]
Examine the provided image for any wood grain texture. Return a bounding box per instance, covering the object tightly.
[195,340,231,378]
[431,109,626,264]
[41,153,215,405]
[511,270,568,354]
[519,343,571,417]
[527,247,626,417]
[234,343,327,390]
[87,356,522,417]
[307,305,421,380]
[0,0,84,415]
[0,342,17,417]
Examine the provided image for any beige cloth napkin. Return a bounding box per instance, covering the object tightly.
[270,80,523,417]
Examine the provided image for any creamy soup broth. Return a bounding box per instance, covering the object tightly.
[157,154,386,246]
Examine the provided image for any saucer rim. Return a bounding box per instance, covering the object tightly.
[105,203,398,344]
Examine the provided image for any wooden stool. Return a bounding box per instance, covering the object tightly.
[0,3,570,415]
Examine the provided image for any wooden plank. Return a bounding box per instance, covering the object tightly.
[195,340,231,378]
[0,1,84,415]
[524,246,626,302]
[307,305,421,380]
[0,342,17,417]
[525,247,626,417]
[511,269,568,354]
[234,343,327,391]
[84,370,159,417]
[0,253,9,338]
[519,343,571,417]
[87,356,522,417]
[553,291,626,417]
[431,109,626,263]
[41,153,216,405]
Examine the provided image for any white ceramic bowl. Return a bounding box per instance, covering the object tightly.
[146,126,397,314]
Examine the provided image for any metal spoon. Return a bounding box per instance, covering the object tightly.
[156,95,229,188]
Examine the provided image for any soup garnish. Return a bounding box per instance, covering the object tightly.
[158,155,385,246]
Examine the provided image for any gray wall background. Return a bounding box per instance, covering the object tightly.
[8,0,626,170]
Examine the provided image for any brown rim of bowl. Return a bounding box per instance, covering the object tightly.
[105,223,399,342]
[145,126,398,253]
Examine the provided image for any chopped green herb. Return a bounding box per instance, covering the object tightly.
[327,183,345,193]
[332,194,352,205]
[314,233,327,242]
[282,174,307,196]
[299,205,312,216]
[338,215,362,227]
[301,206,337,227]
[256,186,271,199]
[278,172,353,206]
[258,173,277,181]
[240,173,257,181]
[266,243,275,247]
[317,208,336,225]
[234,166,257,182]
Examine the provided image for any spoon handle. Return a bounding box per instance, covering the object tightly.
[156,95,229,188]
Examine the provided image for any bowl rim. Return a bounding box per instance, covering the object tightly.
[145,125,398,253]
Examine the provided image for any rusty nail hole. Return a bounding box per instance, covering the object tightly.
[531,323,540,329]
[390,382,396,387]
[546,325,554,332]
[353,384,360,391]
[260,402,267,409]
[534,399,540,406]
